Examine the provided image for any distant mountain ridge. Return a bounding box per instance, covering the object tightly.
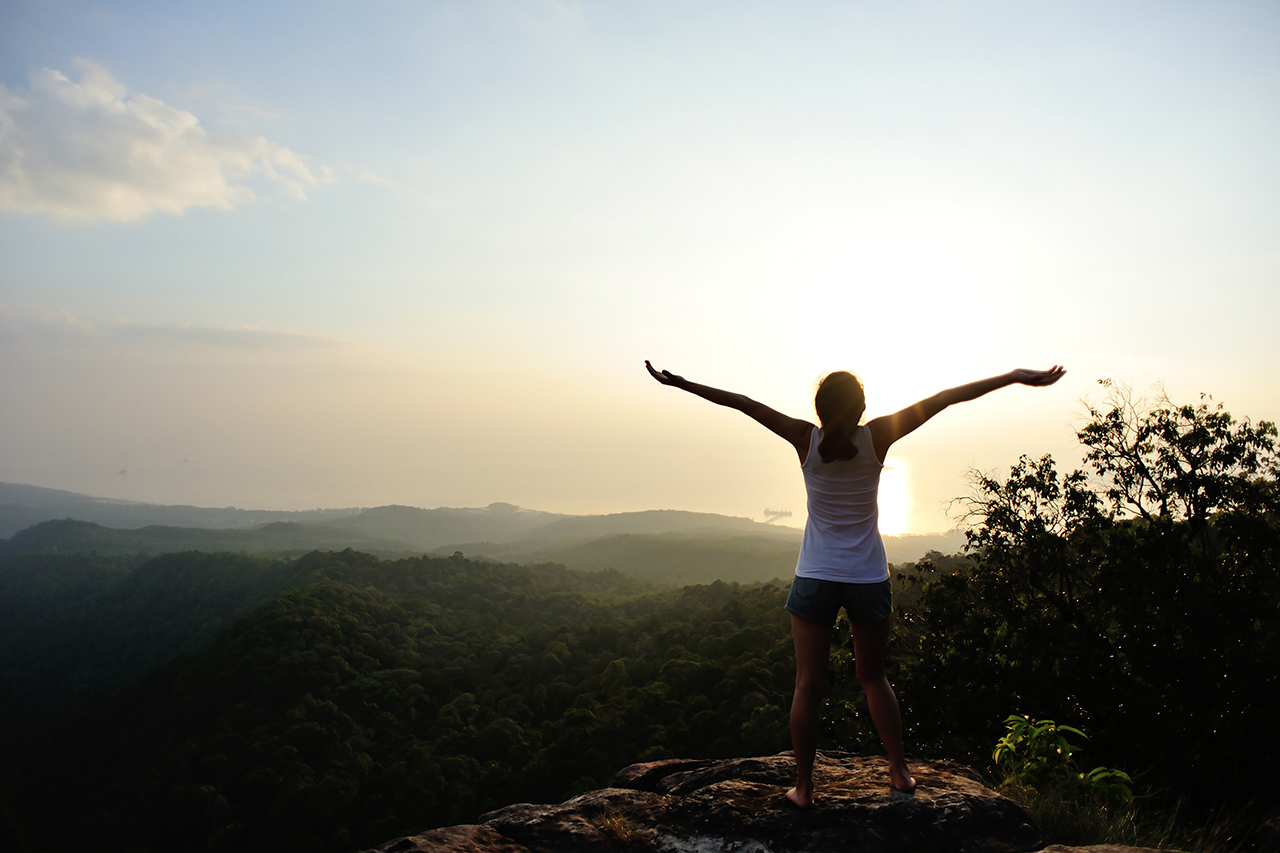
[318,502,569,549]
[519,509,802,541]
[0,481,362,538]
[0,518,417,561]
[323,505,802,551]
[0,481,964,570]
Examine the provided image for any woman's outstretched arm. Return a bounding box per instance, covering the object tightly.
[868,366,1066,461]
[646,360,812,459]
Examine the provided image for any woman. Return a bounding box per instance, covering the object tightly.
[645,359,1065,805]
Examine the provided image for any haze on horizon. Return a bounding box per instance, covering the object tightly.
[3,2,1278,536]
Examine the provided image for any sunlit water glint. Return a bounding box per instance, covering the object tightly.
[878,462,910,537]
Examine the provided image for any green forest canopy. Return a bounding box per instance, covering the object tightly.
[1,382,1276,852]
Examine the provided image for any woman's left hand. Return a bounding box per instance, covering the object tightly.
[645,360,686,387]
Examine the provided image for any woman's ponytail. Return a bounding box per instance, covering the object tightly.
[818,421,857,462]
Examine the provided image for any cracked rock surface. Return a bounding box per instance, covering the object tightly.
[365,752,1172,853]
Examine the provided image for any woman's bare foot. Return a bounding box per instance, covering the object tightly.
[889,764,916,794]
[785,786,814,809]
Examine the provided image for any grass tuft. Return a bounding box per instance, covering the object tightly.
[999,779,1272,852]
[597,807,640,844]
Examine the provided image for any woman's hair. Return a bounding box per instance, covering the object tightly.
[814,371,866,462]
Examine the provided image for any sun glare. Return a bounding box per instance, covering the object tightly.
[878,462,911,537]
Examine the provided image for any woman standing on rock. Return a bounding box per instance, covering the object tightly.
[645,360,1065,804]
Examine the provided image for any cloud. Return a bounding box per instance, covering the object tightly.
[0,59,329,222]
[1,309,351,353]
[40,308,98,335]
[113,321,351,352]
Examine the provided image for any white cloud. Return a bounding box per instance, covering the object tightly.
[0,309,351,353]
[112,321,351,352]
[40,307,98,335]
[0,59,327,222]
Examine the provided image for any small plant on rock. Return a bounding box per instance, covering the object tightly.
[993,714,1138,846]
[597,807,639,844]
[993,714,1133,804]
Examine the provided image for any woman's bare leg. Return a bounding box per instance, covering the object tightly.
[850,616,915,793]
[787,614,832,807]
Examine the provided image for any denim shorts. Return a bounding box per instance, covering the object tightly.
[784,576,892,626]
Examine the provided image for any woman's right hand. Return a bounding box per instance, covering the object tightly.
[1010,365,1066,386]
[645,360,686,387]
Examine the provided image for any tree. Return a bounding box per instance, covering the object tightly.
[1078,379,1279,526]
[900,383,1280,812]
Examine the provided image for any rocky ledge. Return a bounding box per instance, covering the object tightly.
[366,752,1170,853]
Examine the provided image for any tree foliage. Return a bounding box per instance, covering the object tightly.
[4,382,1276,850]
[2,550,802,852]
[898,383,1280,812]
[1079,380,1279,525]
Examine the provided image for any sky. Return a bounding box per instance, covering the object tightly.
[2,1,1278,535]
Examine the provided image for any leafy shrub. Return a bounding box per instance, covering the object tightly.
[993,714,1132,804]
[899,385,1280,816]
[992,714,1169,849]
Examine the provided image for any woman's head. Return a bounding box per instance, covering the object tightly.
[814,371,865,429]
[814,371,865,463]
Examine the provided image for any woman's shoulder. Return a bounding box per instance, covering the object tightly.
[797,422,819,464]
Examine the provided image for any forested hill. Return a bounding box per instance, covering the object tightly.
[0,518,418,560]
[298,504,961,561]
[2,490,965,584]
[0,545,965,851]
[3,388,1275,852]
[1,548,800,851]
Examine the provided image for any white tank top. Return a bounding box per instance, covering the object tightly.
[794,424,889,583]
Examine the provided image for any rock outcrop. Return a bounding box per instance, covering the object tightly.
[365,751,1173,853]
